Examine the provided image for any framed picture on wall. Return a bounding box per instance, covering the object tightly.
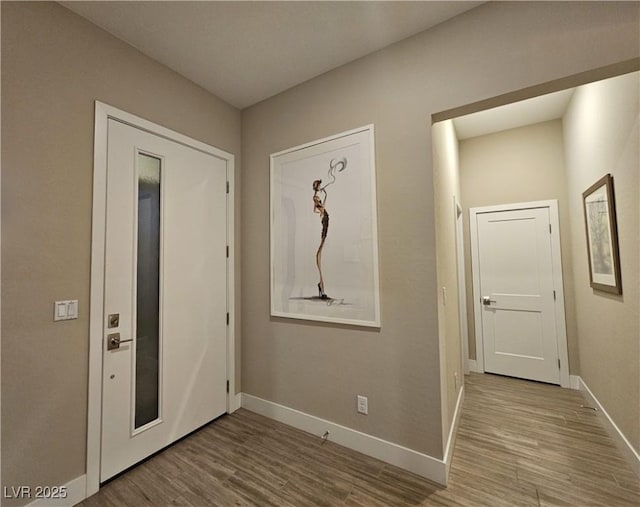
[582,173,622,294]
[270,125,381,327]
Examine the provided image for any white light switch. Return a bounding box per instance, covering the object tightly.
[54,300,79,321]
[67,300,78,319]
[55,302,67,320]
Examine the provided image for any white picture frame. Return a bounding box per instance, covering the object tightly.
[270,125,381,327]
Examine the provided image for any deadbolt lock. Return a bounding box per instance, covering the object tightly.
[108,313,120,328]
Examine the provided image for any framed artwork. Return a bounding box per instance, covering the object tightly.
[270,125,381,327]
[582,174,622,294]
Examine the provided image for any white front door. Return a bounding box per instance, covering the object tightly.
[473,206,560,384]
[100,119,228,481]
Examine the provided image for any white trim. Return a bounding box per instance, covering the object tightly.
[469,200,571,388]
[87,101,236,499]
[229,393,242,413]
[469,208,484,373]
[547,202,570,388]
[26,475,86,507]
[576,376,640,476]
[241,393,448,485]
[0,13,3,481]
[454,196,470,375]
[86,102,109,498]
[467,359,479,373]
[270,124,374,159]
[444,386,465,482]
[226,149,238,414]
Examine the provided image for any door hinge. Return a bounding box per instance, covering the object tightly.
[226,380,229,393]
[226,312,230,325]
[558,359,561,369]
[226,245,229,258]
[226,181,230,194]
[549,223,552,234]
[553,290,556,301]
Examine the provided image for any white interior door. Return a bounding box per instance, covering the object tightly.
[100,119,228,481]
[473,206,560,384]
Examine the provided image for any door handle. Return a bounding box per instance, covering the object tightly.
[482,296,497,306]
[107,333,134,351]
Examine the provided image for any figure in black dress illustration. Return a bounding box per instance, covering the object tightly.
[312,157,346,299]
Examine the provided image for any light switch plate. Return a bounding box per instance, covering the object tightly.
[54,301,67,321]
[54,300,79,321]
[357,395,368,415]
[67,300,78,319]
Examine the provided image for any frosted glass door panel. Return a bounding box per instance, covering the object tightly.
[136,153,161,429]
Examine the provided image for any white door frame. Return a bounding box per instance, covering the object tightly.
[86,101,237,498]
[454,196,470,375]
[469,199,570,388]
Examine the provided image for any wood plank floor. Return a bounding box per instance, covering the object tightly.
[80,373,639,506]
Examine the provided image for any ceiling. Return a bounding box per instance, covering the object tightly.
[61,1,482,109]
[453,88,576,140]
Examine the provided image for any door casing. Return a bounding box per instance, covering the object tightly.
[469,200,570,388]
[87,101,238,498]
[454,196,470,375]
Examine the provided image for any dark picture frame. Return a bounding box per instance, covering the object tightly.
[582,174,622,294]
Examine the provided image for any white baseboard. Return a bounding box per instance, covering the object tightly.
[576,376,640,476]
[25,474,86,507]
[467,359,479,373]
[241,393,448,485]
[444,386,465,482]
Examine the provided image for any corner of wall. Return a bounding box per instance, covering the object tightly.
[432,119,464,451]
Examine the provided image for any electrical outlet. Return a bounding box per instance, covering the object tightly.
[357,395,368,415]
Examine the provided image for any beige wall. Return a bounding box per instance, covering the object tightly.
[562,72,639,453]
[241,2,639,460]
[459,120,579,373]
[432,120,463,441]
[1,2,241,502]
